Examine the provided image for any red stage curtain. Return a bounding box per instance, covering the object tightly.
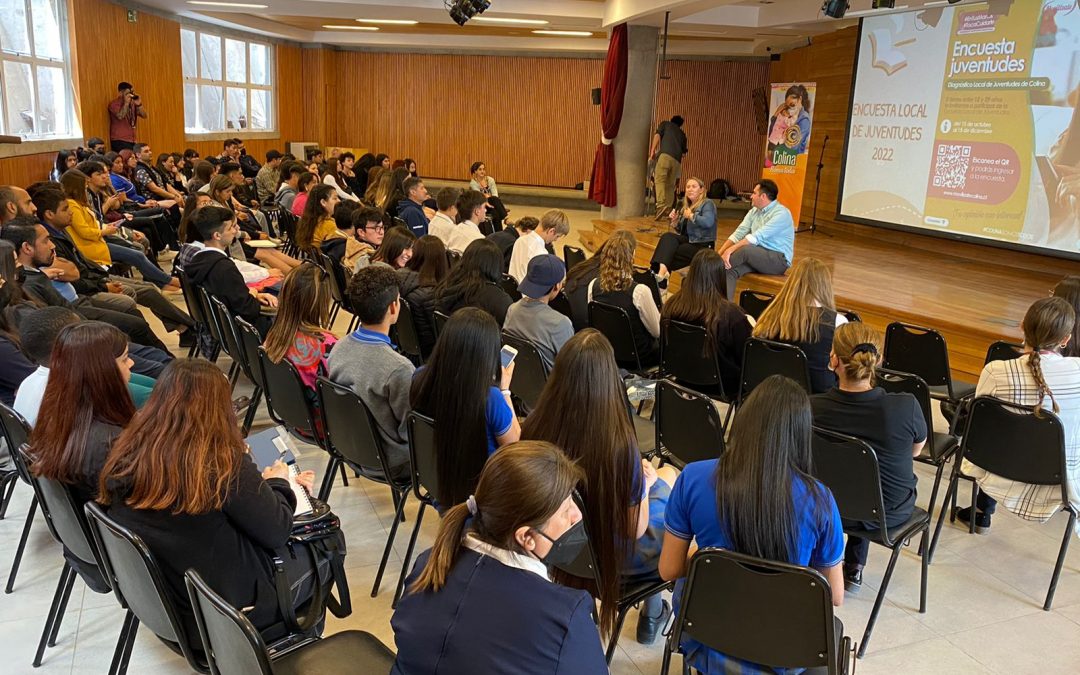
[588,23,628,208]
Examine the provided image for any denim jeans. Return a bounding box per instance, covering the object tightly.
[107,242,172,286]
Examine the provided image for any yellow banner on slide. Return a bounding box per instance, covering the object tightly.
[763,82,816,227]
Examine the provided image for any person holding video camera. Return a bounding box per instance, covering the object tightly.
[108,81,147,152]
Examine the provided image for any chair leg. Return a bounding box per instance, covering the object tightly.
[339,463,349,488]
[0,474,17,519]
[920,462,947,559]
[604,605,632,663]
[919,528,929,613]
[6,496,38,594]
[317,456,340,503]
[109,612,140,675]
[929,461,962,564]
[34,564,73,667]
[227,361,240,390]
[1045,511,1076,611]
[659,636,673,675]
[47,567,78,647]
[968,479,978,534]
[857,543,904,659]
[393,502,427,609]
[242,388,263,437]
[371,488,409,598]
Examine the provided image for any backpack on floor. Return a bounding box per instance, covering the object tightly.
[708,178,733,200]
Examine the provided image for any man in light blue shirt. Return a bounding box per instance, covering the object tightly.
[718,179,793,300]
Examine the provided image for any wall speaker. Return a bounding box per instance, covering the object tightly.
[591,87,601,105]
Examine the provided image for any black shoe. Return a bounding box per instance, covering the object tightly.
[653,272,669,291]
[954,506,991,535]
[635,599,671,645]
[844,566,863,594]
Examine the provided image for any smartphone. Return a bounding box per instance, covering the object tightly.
[500,345,519,369]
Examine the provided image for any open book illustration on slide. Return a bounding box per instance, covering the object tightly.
[868,28,916,76]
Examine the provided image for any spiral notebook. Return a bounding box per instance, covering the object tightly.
[246,426,314,516]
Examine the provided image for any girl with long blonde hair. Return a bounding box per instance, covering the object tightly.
[649,176,718,285]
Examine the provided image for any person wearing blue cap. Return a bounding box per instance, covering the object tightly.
[504,254,574,372]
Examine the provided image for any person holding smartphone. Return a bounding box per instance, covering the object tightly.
[108,82,147,152]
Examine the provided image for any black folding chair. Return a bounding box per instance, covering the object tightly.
[445,250,461,268]
[432,309,450,338]
[196,285,227,364]
[395,299,425,364]
[176,272,208,358]
[660,319,729,402]
[185,570,395,675]
[0,402,35,594]
[501,332,550,411]
[395,411,441,608]
[654,380,726,469]
[563,244,586,270]
[549,291,573,321]
[588,301,654,376]
[500,273,522,302]
[883,322,975,405]
[811,428,929,657]
[660,548,853,675]
[633,265,663,308]
[838,308,862,323]
[316,377,412,598]
[876,368,959,562]
[984,340,1024,365]
[236,317,275,432]
[735,337,811,426]
[553,492,673,664]
[14,446,132,672]
[85,502,210,674]
[207,294,245,390]
[738,289,774,320]
[936,396,1074,610]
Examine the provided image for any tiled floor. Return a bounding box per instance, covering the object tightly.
[3,204,1080,673]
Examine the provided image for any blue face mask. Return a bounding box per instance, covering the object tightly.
[532,519,588,569]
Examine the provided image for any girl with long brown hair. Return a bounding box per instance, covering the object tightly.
[392,441,607,674]
[960,296,1080,534]
[99,359,327,641]
[295,183,339,251]
[264,263,337,389]
[370,225,416,269]
[522,329,679,642]
[587,230,661,367]
[397,235,450,358]
[661,248,752,396]
[752,257,846,393]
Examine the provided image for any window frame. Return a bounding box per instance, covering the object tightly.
[181,27,276,139]
[0,0,83,152]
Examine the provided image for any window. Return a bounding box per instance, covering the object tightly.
[0,0,81,140]
[181,28,274,134]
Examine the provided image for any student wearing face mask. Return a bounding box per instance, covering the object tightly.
[391,441,607,675]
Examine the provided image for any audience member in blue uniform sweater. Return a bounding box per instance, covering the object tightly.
[392,441,608,675]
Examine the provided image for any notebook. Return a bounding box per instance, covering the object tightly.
[246,426,314,516]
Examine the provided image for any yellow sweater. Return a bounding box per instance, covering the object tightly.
[67,199,111,266]
[312,218,338,248]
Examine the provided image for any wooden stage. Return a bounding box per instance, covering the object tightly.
[578,217,1080,383]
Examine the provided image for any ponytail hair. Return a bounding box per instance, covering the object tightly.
[1023,297,1075,417]
[408,441,584,594]
[831,322,882,383]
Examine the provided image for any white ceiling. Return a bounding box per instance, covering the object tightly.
[139,0,982,56]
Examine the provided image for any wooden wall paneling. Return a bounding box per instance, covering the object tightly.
[0,153,57,187]
[654,59,771,194]
[328,51,604,188]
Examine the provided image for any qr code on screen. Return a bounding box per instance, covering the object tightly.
[932,144,971,189]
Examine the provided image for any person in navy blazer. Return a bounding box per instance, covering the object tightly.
[391,441,607,675]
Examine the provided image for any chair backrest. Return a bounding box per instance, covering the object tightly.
[185,569,273,675]
[838,309,862,323]
[876,368,936,455]
[406,411,440,506]
[655,380,726,467]
[197,285,227,351]
[395,299,424,360]
[84,502,201,668]
[500,274,522,302]
[660,320,723,392]
[18,446,103,570]
[961,396,1067,490]
[563,245,586,271]
[738,290,774,320]
[0,402,32,482]
[672,548,841,673]
[882,322,954,391]
[236,319,270,394]
[392,216,408,231]
[548,291,573,320]
[257,346,319,443]
[316,377,396,478]
[739,338,811,402]
[178,272,208,327]
[632,266,663,308]
[445,250,461,268]
[984,340,1023,365]
[315,251,347,309]
[501,332,549,410]
[588,301,643,371]
[810,427,887,532]
[433,309,450,337]
[208,294,245,367]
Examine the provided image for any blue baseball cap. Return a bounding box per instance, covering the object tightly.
[518,254,566,299]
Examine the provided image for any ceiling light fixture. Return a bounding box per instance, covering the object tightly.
[446,0,492,27]
[322,25,380,31]
[532,30,594,37]
[473,16,549,25]
[355,19,419,25]
[187,1,269,7]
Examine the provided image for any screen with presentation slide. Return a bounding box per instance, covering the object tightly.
[838,1,1080,259]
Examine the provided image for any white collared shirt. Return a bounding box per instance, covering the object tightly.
[462,532,550,581]
[428,212,456,245]
[508,230,546,283]
[446,219,484,254]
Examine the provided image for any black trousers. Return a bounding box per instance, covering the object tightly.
[110,140,135,152]
[487,196,509,230]
[650,233,713,273]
